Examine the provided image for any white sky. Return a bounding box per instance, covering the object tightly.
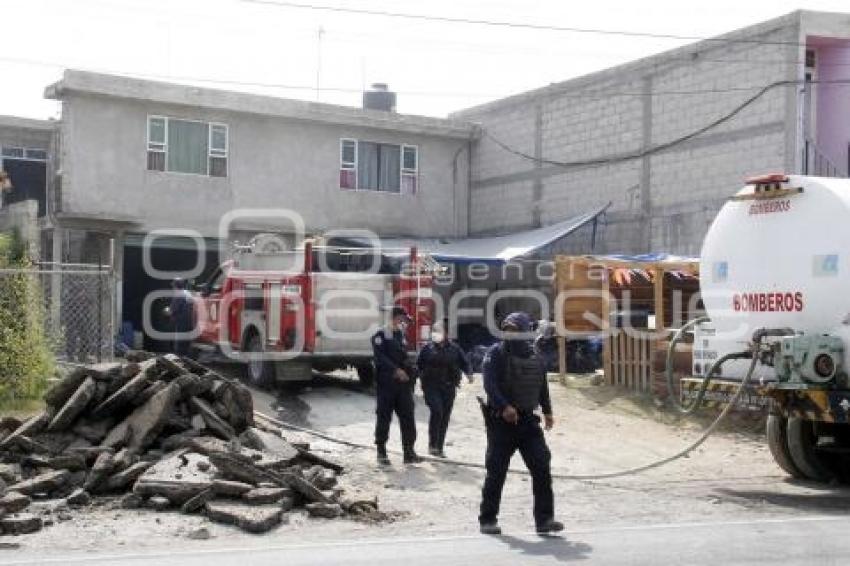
[1,0,849,119]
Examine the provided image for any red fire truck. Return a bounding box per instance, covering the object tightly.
[191,238,435,387]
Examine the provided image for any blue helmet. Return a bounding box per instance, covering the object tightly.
[501,311,533,332]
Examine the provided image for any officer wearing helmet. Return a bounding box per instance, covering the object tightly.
[371,306,422,465]
[478,311,563,536]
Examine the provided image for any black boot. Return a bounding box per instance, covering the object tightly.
[536,519,564,535]
[403,446,422,464]
[377,444,390,465]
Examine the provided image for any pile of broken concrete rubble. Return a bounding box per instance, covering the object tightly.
[0,353,375,536]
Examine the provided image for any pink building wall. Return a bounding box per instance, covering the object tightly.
[814,38,850,174]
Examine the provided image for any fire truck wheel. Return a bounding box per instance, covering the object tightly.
[766,415,805,479]
[356,363,375,387]
[786,417,838,483]
[245,331,274,388]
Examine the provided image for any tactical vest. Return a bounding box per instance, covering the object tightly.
[500,353,546,413]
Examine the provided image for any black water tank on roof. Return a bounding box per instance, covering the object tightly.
[363,83,397,112]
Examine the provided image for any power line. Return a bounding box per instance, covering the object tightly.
[323,26,850,68]
[483,79,850,169]
[7,54,850,103]
[0,55,494,99]
[242,0,811,49]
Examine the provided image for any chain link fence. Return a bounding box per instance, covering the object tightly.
[0,263,115,364]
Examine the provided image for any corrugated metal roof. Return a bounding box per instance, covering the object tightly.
[338,202,610,263]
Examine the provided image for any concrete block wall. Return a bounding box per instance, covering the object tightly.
[455,12,808,255]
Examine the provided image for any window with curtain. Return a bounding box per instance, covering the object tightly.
[340,138,416,194]
[147,116,228,177]
[339,139,357,189]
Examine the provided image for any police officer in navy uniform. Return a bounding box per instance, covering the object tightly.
[479,311,564,535]
[372,306,422,465]
[417,320,472,458]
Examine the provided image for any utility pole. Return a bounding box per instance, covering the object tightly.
[316,25,325,101]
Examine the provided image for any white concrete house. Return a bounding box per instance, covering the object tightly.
[36,71,476,340]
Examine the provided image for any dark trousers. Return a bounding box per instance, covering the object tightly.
[173,337,191,357]
[479,415,554,527]
[422,381,456,450]
[374,380,417,448]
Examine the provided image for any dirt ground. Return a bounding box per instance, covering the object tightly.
[7,371,850,559]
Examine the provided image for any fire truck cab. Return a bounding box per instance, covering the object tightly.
[191,237,435,387]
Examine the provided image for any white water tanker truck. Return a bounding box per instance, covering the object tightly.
[689,173,850,483]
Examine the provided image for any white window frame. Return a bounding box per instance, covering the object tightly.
[340,138,418,196]
[209,123,228,156]
[146,115,228,177]
[147,115,167,153]
[208,123,229,177]
[1,146,47,162]
[339,138,358,189]
[401,144,418,193]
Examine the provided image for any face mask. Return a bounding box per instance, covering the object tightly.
[431,332,444,343]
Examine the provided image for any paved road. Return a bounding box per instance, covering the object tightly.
[4,514,849,565]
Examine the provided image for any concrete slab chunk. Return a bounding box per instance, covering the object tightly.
[187,436,295,471]
[0,413,51,451]
[48,377,97,432]
[92,368,152,418]
[42,454,87,472]
[147,495,171,511]
[0,492,31,513]
[190,397,235,440]
[211,479,253,497]
[204,501,283,533]
[239,428,298,463]
[106,359,156,396]
[180,488,214,514]
[0,464,21,484]
[132,381,167,407]
[241,487,292,505]
[0,417,23,434]
[0,513,43,535]
[65,488,91,507]
[133,450,216,504]
[83,450,116,491]
[44,369,89,409]
[305,502,343,519]
[119,493,143,509]
[71,417,116,444]
[102,461,153,492]
[208,452,331,503]
[9,470,71,496]
[101,383,180,451]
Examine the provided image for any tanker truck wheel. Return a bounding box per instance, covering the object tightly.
[766,415,805,479]
[786,417,838,483]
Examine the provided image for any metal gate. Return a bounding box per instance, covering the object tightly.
[0,262,116,363]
